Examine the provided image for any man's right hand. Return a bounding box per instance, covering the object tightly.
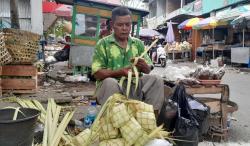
[119,67,131,77]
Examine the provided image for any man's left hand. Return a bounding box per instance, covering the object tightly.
[134,58,151,74]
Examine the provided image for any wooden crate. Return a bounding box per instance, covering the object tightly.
[0,65,37,93]
[185,84,232,141]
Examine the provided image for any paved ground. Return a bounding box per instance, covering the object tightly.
[222,72,250,142]
[152,63,250,145]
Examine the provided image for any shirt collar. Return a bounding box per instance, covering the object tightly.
[108,33,135,44]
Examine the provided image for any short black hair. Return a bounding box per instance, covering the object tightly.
[111,6,132,22]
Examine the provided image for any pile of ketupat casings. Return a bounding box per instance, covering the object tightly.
[73,93,171,146]
[12,93,171,146]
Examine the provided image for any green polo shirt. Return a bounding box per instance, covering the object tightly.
[92,34,152,77]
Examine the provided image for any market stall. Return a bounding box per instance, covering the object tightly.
[165,41,192,61]
[230,12,250,67]
[178,17,203,61]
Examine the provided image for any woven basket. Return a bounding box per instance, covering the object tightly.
[3,28,40,64]
[0,31,12,65]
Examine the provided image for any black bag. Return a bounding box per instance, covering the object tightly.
[54,48,70,61]
[157,98,177,131]
[188,95,210,140]
[171,84,199,146]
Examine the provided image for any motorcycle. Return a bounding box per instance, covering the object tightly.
[152,45,167,67]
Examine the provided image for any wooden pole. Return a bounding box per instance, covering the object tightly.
[10,0,20,29]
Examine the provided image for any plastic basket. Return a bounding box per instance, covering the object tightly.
[0,31,12,65]
[3,28,40,64]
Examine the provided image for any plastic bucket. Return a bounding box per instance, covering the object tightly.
[0,108,40,146]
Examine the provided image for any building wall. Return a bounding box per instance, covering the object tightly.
[166,0,181,14]
[227,0,245,5]
[202,0,224,14]
[149,0,156,18]
[202,0,245,14]
[156,0,166,17]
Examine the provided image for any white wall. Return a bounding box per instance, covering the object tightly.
[31,0,43,35]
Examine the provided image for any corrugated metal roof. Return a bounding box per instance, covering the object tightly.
[18,0,31,18]
[0,0,31,18]
[0,0,31,30]
[19,19,32,31]
[0,0,10,18]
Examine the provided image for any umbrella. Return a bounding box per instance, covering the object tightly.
[165,21,175,43]
[53,5,72,17]
[178,17,202,30]
[231,11,250,47]
[193,17,227,29]
[139,28,164,38]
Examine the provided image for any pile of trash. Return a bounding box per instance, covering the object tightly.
[191,65,226,80]
[161,66,195,81]
[162,64,226,84]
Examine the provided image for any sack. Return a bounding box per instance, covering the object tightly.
[54,48,70,61]
[171,84,199,146]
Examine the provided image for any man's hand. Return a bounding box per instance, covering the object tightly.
[94,67,132,80]
[119,66,132,76]
[132,58,151,74]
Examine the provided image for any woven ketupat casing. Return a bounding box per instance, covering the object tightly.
[111,103,130,128]
[134,102,154,113]
[136,112,157,131]
[3,28,40,64]
[120,117,143,146]
[99,138,126,146]
[126,103,136,117]
[99,118,119,140]
[134,131,150,146]
[0,31,12,65]
[72,128,91,146]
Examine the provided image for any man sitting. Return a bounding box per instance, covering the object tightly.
[91,6,164,114]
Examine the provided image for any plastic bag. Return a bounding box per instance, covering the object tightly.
[171,84,199,146]
[157,99,177,131]
[54,48,70,61]
[188,95,210,140]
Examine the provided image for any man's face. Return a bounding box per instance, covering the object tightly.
[65,36,71,42]
[112,15,132,40]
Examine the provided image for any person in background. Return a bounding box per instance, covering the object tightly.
[99,19,112,38]
[62,35,71,51]
[91,6,164,116]
[150,43,157,63]
[54,35,71,62]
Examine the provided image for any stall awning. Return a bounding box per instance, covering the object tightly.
[216,4,250,22]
